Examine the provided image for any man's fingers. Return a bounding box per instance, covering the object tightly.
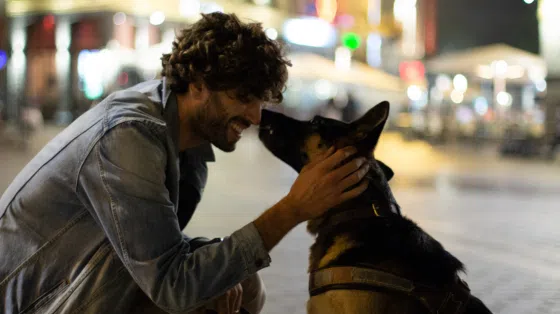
[329,157,367,182]
[227,287,237,314]
[318,146,357,171]
[216,292,229,314]
[337,162,370,191]
[323,145,336,157]
[234,285,243,313]
[227,289,234,314]
[339,178,369,203]
[213,284,244,314]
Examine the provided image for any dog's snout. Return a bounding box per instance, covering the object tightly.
[258,124,275,143]
[258,125,273,134]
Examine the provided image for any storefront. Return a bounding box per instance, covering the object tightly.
[425,43,547,141]
[4,0,291,123]
[538,0,560,146]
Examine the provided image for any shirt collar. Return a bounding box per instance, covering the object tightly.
[161,78,216,162]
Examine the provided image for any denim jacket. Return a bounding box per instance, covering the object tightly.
[0,79,271,314]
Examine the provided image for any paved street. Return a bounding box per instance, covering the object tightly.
[2,126,560,313]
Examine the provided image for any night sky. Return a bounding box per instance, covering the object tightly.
[436,0,540,55]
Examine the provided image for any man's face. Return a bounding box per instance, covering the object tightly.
[190,90,262,152]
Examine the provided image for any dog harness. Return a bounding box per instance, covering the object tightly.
[309,266,471,314]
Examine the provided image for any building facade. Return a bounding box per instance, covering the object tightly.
[3,0,293,123]
[538,0,560,145]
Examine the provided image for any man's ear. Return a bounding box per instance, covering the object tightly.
[376,159,394,181]
[188,80,210,103]
[351,101,390,151]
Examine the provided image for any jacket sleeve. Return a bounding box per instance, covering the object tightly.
[77,121,271,313]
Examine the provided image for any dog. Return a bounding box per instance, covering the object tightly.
[258,102,493,314]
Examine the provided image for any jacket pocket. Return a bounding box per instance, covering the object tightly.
[20,280,69,314]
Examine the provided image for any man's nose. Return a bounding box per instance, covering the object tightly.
[245,102,262,125]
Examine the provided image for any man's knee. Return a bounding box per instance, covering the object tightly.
[241,273,266,314]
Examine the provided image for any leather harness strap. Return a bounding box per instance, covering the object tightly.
[309,266,471,314]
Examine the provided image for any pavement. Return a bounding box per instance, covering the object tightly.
[2,125,560,313]
[0,125,66,192]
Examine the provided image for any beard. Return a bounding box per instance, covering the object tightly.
[189,92,244,152]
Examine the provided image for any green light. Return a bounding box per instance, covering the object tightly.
[341,32,361,50]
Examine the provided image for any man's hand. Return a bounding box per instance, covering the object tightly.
[253,146,369,253]
[211,283,243,314]
[284,146,370,223]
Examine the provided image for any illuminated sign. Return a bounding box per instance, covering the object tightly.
[0,50,7,70]
[341,32,361,50]
[315,0,337,23]
[423,0,437,56]
[78,50,104,100]
[283,17,336,48]
[539,0,560,75]
[399,60,425,82]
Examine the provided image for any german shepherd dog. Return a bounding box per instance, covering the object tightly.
[258,102,493,314]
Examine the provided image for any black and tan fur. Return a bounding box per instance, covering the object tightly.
[259,102,493,314]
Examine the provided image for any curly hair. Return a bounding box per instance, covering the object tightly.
[161,12,291,103]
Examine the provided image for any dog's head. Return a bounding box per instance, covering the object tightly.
[259,101,393,181]
[260,101,401,222]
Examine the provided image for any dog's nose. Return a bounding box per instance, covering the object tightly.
[258,125,274,134]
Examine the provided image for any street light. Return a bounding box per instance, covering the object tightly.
[536,79,547,92]
[524,0,534,4]
[474,97,489,115]
[435,74,451,91]
[265,28,278,40]
[335,46,352,70]
[407,85,422,101]
[453,74,468,93]
[113,12,126,25]
[497,91,513,106]
[150,11,166,26]
[450,90,464,104]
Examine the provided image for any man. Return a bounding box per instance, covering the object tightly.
[0,13,369,314]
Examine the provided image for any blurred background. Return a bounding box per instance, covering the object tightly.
[0,0,559,313]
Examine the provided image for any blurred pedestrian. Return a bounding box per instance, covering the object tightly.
[341,92,359,123]
[322,97,342,120]
[548,106,560,159]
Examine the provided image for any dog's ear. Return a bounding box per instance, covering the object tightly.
[351,101,390,151]
[376,159,394,181]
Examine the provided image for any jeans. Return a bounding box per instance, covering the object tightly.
[129,273,266,314]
